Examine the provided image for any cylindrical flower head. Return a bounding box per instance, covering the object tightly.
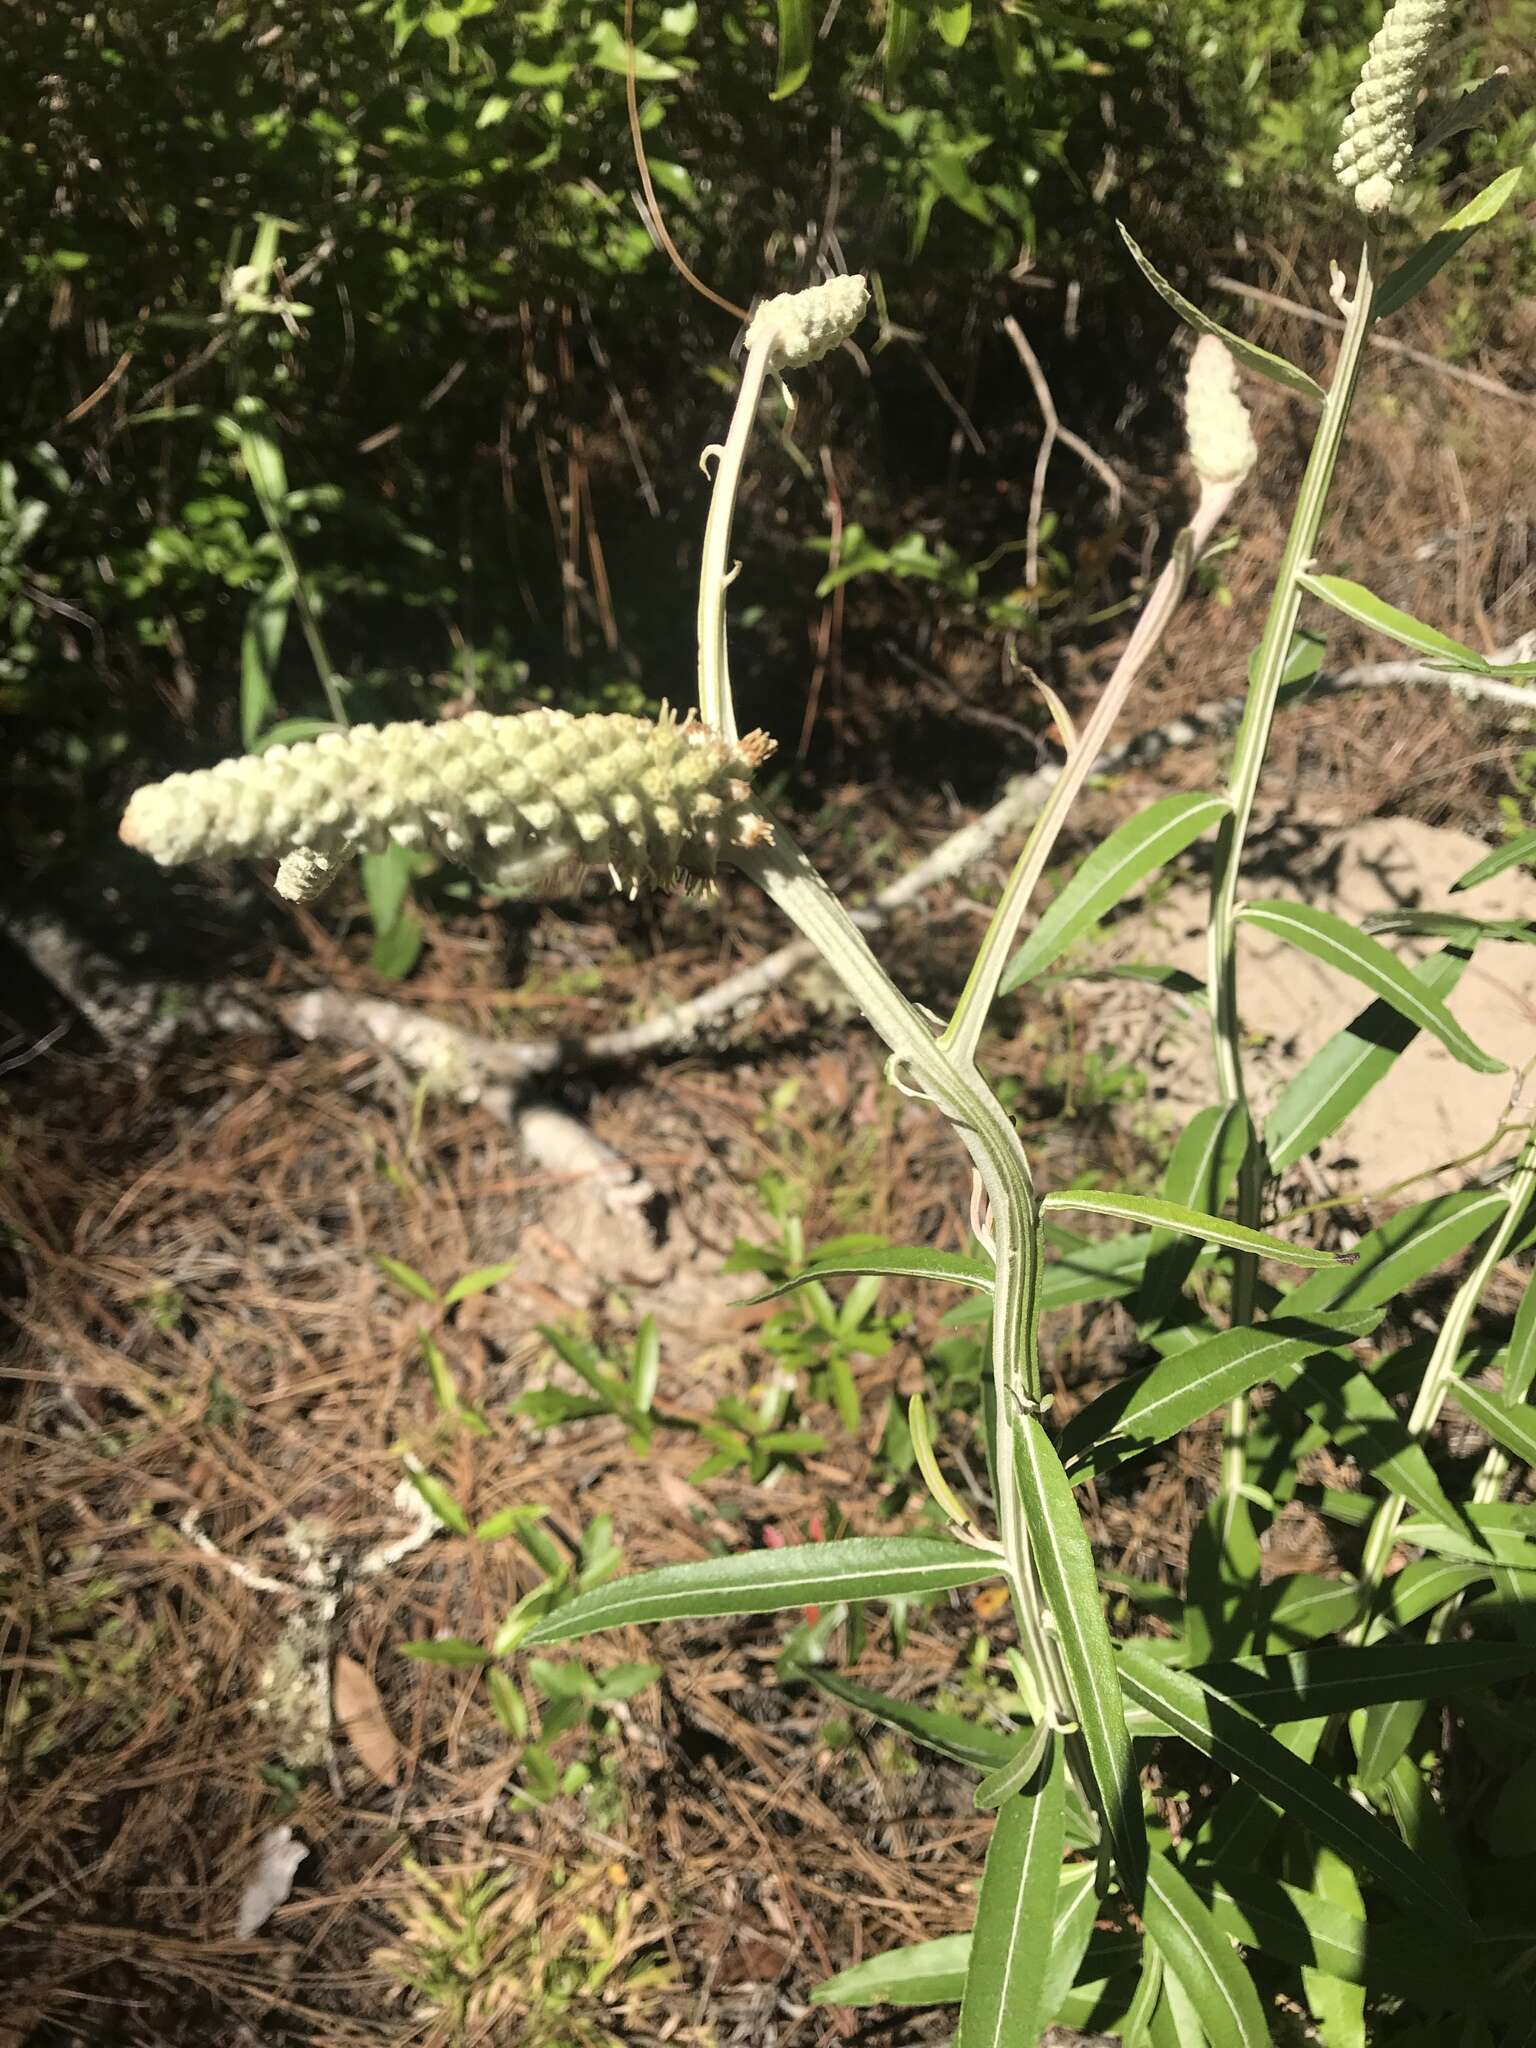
[1184,336,1258,488]
[745,274,869,371]
[121,709,776,895]
[1333,0,1452,216]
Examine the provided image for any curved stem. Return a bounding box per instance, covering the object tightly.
[1205,240,1380,1503]
[735,824,1076,1730]
[696,335,775,742]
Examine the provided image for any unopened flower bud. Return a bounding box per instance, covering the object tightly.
[1184,336,1258,488]
[1333,0,1452,217]
[745,274,869,371]
[121,708,775,896]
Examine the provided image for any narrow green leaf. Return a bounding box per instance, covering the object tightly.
[958,1735,1066,2048]
[1039,1861,1102,2022]
[1298,571,1488,671]
[747,1244,993,1301]
[520,1536,1000,1645]
[1279,1190,1507,1318]
[770,0,813,97]
[1397,1501,1536,1569]
[1013,1412,1146,1903]
[401,1635,487,1669]
[1454,826,1536,894]
[406,1466,470,1536]
[374,1255,439,1304]
[1351,1686,1426,1793]
[1061,1321,1365,1479]
[1238,899,1503,1074]
[1361,910,1535,947]
[1375,167,1525,320]
[1274,1351,1469,1533]
[1000,792,1229,993]
[805,1668,1014,1770]
[813,1932,971,2007]
[1122,1650,1465,1927]
[442,1259,519,1306]
[1203,1874,1484,2008]
[1506,1266,1536,1405]
[1039,1228,1154,1311]
[1194,1639,1536,1718]
[474,1503,550,1544]
[1144,1850,1270,2048]
[1299,1846,1366,2048]
[1043,959,1208,1006]
[1266,946,1473,1172]
[1139,1103,1249,1329]
[629,1315,661,1415]
[974,1721,1052,1811]
[1042,1187,1343,1267]
[1449,1376,1536,1469]
[883,0,921,91]
[813,1864,1098,2011]
[1381,1755,1466,1910]
[240,581,289,749]
[1118,223,1326,401]
[1487,1748,1536,1858]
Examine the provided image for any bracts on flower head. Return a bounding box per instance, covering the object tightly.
[120,708,776,898]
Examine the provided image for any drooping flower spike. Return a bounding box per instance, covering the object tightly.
[120,707,775,898]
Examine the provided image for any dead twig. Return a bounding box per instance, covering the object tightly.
[1002,315,1124,587]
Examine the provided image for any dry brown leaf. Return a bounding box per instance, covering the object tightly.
[333,1653,401,1787]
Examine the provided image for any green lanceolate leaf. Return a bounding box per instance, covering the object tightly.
[1449,1376,1536,1469]
[812,1862,1097,2010]
[770,0,813,97]
[1506,1267,1536,1405]
[1272,1351,1468,1533]
[1266,946,1473,1172]
[1361,910,1536,947]
[813,1932,972,2007]
[1143,1850,1269,2048]
[1012,1412,1146,1904]
[1060,1320,1365,1481]
[1194,1640,1536,1719]
[1375,167,1525,321]
[746,1244,993,1301]
[1120,1650,1460,1928]
[1042,1188,1343,1268]
[1279,1190,1508,1319]
[883,0,921,91]
[958,1734,1066,2048]
[1000,792,1229,994]
[1454,827,1536,894]
[1139,1102,1249,1330]
[1297,571,1489,671]
[520,1536,1000,1644]
[1202,1874,1484,2009]
[804,1668,1013,1772]
[1039,1228,1154,1311]
[1237,899,1504,1074]
[1396,1501,1536,1569]
[1118,223,1325,402]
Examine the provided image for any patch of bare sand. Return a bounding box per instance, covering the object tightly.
[1087,809,1535,1195]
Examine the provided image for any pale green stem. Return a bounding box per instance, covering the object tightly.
[943,479,1236,1071]
[695,334,776,744]
[1351,1121,1536,1632]
[735,825,1076,1730]
[1207,243,1380,1505]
